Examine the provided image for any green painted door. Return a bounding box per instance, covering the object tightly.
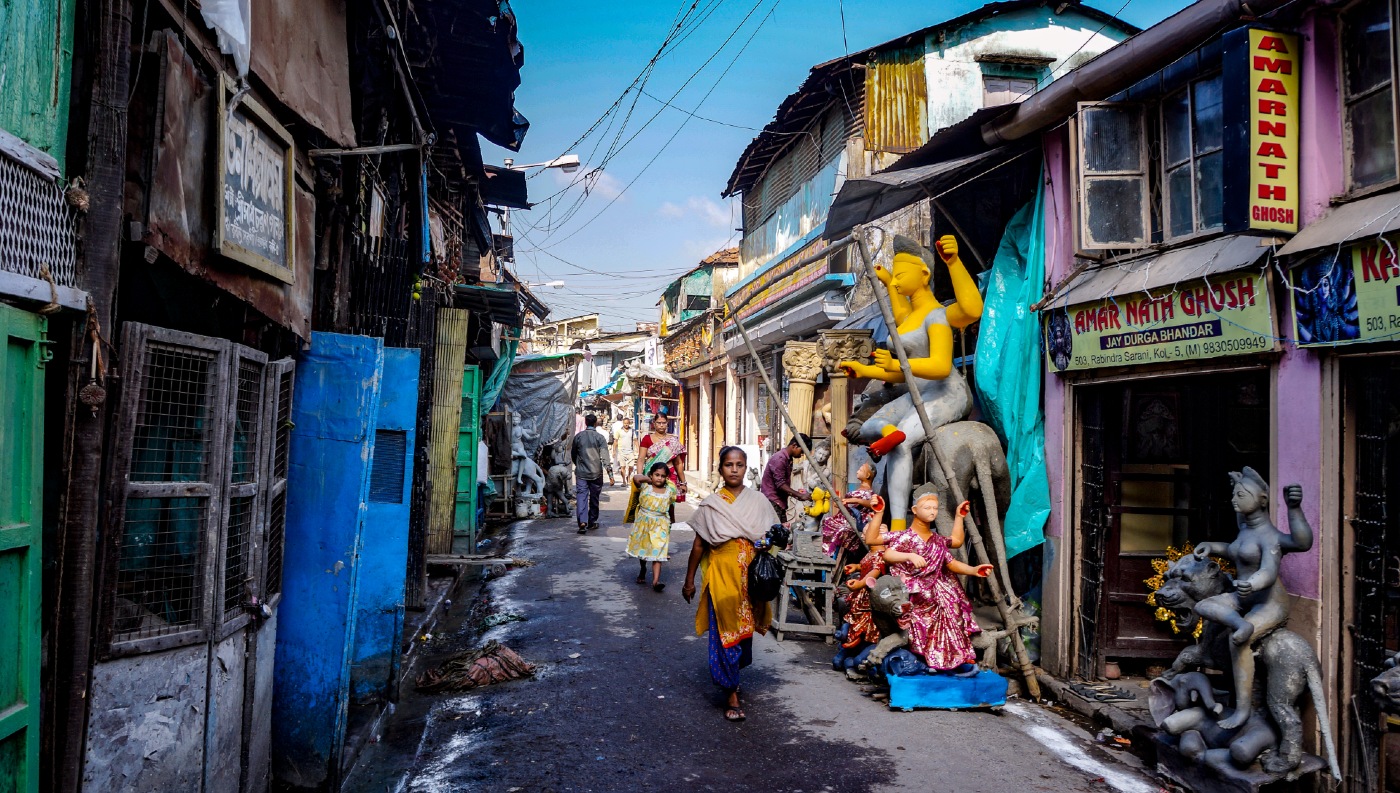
[0,304,44,793]
[454,365,481,551]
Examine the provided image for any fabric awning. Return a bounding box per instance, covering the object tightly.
[824,146,1032,239]
[1045,233,1269,308]
[1275,189,1400,257]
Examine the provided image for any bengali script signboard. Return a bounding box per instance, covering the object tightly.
[1291,238,1400,346]
[215,75,296,284]
[1043,271,1275,372]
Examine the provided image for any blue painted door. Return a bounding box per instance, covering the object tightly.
[271,333,383,790]
[350,348,419,705]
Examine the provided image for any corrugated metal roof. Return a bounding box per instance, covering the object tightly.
[1047,234,1268,308]
[865,48,928,154]
[721,0,1138,198]
[1275,189,1400,257]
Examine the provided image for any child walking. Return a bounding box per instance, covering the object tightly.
[627,462,681,591]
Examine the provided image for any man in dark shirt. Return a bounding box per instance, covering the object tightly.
[760,434,812,520]
[571,414,610,534]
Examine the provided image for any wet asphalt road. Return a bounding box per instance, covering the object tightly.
[345,487,1165,793]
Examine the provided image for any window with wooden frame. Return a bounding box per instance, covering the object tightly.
[102,323,294,656]
[1077,102,1151,249]
[1342,0,1400,192]
[1161,73,1225,240]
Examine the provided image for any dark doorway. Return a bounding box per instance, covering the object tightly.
[1078,369,1270,676]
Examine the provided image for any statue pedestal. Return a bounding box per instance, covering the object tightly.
[887,670,1007,711]
[1154,734,1327,793]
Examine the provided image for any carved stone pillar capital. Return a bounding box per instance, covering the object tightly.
[781,341,823,384]
[818,329,875,374]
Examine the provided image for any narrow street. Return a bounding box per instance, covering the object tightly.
[347,488,1163,793]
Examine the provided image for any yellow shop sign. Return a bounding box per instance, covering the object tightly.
[1044,271,1276,372]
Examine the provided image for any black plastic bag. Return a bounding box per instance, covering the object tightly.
[748,550,784,603]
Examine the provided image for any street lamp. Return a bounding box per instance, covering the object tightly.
[498,153,583,236]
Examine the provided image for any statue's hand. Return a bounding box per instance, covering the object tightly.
[1234,578,1255,595]
[871,349,900,373]
[1193,545,1211,560]
[838,360,875,379]
[973,564,993,578]
[956,501,971,517]
[874,264,893,285]
[934,235,959,264]
[910,554,928,569]
[1284,484,1303,508]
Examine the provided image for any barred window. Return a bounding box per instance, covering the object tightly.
[104,324,294,656]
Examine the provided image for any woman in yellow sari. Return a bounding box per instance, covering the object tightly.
[681,446,778,722]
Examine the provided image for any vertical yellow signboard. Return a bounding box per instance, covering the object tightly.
[1247,29,1300,233]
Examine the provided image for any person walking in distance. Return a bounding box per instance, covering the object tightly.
[571,414,609,534]
[592,415,617,486]
[760,435,812,521]
[615,416,637,482]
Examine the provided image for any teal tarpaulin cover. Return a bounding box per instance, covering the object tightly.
[973,176,1049,559]
[481,339,519,415]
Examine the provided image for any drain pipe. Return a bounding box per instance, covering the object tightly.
[982,0,1294,146]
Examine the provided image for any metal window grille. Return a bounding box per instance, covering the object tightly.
[232,359,264,483]
[130,344,216,482]
[274,368,293,480]
[1349,361,1397,791]
[0,150,78,288]
[114,497,208,640]
[370,430,409,503]
[264,491,287,597]
[223,496,255,619]
[1076,388,1109,678]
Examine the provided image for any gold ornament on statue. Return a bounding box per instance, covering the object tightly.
[1144,544,1234,639]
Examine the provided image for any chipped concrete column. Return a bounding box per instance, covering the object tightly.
[819,329,874,489]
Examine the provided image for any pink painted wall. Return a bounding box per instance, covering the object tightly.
[1041,127,1074,543]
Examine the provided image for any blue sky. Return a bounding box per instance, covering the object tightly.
[499,0,1192,331]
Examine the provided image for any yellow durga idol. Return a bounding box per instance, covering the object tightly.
[839,235,982,531]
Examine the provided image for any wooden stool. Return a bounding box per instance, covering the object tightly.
[772,531,838,643]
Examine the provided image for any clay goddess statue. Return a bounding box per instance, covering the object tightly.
[1191,467,1313,729]
[839,235,982,531]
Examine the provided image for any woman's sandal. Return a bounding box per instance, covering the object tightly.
[652,582,665,592]
[724,707,746,722]
[635,575,647,585]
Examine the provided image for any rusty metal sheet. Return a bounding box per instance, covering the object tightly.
[143,33,314,339]
[82,645,210,791]
[864,47,928,154]
[250,0,355,146]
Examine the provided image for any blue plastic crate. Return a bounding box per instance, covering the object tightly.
[887,670,1008,711]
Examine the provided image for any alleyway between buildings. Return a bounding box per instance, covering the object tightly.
[346,488,1163,793]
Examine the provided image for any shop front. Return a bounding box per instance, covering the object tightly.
[1039,241,1285,681]
[1280,210,1400,791]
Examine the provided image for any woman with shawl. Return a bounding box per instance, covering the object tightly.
[681,446,777,722]
[625,413,689,523]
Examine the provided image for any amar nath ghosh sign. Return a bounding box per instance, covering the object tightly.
[1043,271,1276,373]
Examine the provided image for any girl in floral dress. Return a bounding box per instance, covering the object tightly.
[627,462,680,591]
[880,484,992,671]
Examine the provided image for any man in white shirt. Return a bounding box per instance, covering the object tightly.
[614,416,637,482]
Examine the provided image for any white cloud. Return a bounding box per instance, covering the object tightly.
[657,196,733,228]
[549,166,626,201]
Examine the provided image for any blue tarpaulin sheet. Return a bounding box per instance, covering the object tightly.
[973,178,1050,559]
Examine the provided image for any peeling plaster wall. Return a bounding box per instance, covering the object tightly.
[923,8,1131,137]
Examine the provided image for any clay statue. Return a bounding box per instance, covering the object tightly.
[1153,551,1339,780]
[543,437,573,517]
[1191,468,1313,730]
[857,574,912,671]
[921,421,1014,598]
[875,485,990,670]
[838,498,890,651]
[509,414,538,479]
[1150,675,1280,772]
[1372,654,1400,714]
[839,235,981,532]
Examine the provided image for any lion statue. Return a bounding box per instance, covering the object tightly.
[1151,554,1339,779]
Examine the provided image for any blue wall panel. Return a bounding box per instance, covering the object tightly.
[350,347,420,704]
[271,333,383,789]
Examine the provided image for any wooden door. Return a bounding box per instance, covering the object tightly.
[0,304,43,793]
[455,365,481,551]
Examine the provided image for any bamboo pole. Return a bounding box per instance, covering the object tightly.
[850,227,1040,701]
